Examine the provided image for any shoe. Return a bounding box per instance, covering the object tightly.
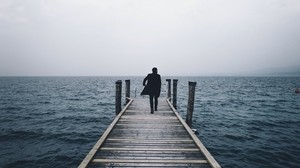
[151,108,154,114]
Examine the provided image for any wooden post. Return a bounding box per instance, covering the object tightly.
[186,81,196,127]
[173,79,178,109]
[125,80,130,104]
[166,79,171,98]
[115,80,122,115]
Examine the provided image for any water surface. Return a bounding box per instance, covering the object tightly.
[0,76,299,168]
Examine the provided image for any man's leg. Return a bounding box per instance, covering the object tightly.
[149,95,154,113]
[154,96,158,111]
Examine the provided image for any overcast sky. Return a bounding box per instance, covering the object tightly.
[0,0,299,76]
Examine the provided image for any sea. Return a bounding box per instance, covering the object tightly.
[0,76,299,168]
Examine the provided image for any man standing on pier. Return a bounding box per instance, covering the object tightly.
[142,67,161,114]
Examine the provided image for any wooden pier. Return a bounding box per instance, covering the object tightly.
[79,97,221,167]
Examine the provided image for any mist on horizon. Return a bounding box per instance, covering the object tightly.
[1,0,300,76]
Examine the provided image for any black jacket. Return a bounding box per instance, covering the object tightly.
[143,73,161,97]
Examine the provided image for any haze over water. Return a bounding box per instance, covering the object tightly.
[1,0,300,76]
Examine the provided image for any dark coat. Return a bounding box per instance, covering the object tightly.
[142,73,161,97]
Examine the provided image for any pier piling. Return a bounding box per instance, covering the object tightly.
[172,79,178,109]
[186,81,196,127]
[166,79,171,98]
[115,80,122,115]
[125,80,130,104]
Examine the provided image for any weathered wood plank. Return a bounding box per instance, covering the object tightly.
[99,147,200,151]
[101,144,198,149]
[89,163,211,168]
[116,122,182,125]
[125,110,172,112]
[114,123,183,127]
[92,159,208,164]
[106,138,193,143]
[94,156,205,160]
[95,150,204,155]
[94,151,206,160]
[120,116,178,120]
[103,137,196,142]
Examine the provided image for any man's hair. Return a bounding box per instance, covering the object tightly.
[152,67,158,73]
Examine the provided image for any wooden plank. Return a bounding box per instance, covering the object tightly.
[106,138,194,143]
[95,150,203,154]
[115,123,181,126]
[89,163,211,168]
[111,128,184,131]
[118,120,179,123]
[94,156,205,160]
[120,116,178,119]
[94,150,206,160]
[101,144,198,149]
[103,140,195,143]
[99,147,200,151]
[126,110,174,113]
[109,129,189,133]
[94,152,205,160]
[92,159,208,164]
[116,122,181,125]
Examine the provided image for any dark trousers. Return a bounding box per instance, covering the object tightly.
[149,95,158,111]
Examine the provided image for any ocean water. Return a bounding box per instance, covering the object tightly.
[0,76,299,168]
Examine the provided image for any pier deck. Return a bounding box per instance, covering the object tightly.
[79,98,220,168]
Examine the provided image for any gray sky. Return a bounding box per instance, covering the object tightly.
[0,0,300,76]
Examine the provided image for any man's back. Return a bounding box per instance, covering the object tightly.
[147,73,161,89]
